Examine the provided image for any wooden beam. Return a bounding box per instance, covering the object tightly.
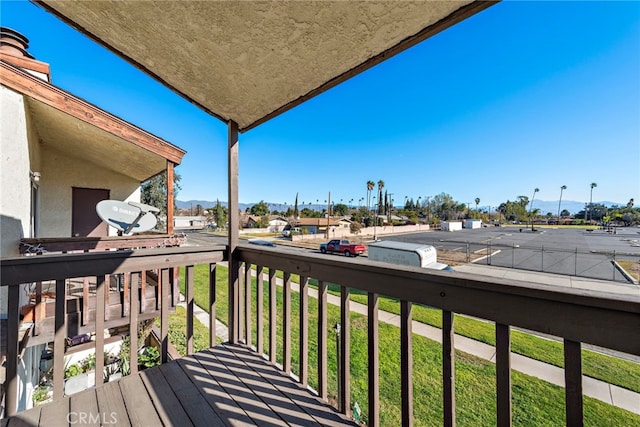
[0,61,185,163]
[95,275,106,387]
[166,162,175,234]
[227,120,240,343]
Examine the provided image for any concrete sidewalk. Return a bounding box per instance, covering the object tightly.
[183,264,640,415]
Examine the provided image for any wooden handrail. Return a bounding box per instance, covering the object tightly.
[232,245,640,426]
[1,246,226,416]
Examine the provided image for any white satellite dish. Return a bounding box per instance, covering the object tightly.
[96,200,159,234]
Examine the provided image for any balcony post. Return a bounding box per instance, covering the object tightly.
[228,120,240,343]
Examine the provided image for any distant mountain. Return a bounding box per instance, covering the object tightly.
[178,199,623,215]
[176,200,328,213]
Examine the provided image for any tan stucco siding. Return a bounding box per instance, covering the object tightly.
[38,145,142,237]
[1,87,32,257]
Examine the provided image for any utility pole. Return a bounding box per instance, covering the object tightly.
[326,191,331,239]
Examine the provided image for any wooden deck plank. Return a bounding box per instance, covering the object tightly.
[39,394,69,427]
[157,360,226,426]
[204,347,314,426]
[209,345,357,426]
[3,345,354,427]
[118,374,162,427]
[69,389,99,427]
[139,367,194,427]
[95,381,129,426]
[189,351,287,426]
[4,405,40,427]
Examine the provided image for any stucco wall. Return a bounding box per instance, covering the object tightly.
[39,145,141,237]
[1,87,32,256]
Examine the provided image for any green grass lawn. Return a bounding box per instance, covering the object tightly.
[174,264,639,425]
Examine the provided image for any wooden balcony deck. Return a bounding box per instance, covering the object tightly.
[2,343,356,427]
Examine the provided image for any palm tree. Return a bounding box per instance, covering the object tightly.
[377,180,385,215]
[589,182,597,222]
[474,197,480,218]
[366,180,375,217]
[557,185,567,225]
[529,188,539,229]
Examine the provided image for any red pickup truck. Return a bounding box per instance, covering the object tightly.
[319,239,366,257]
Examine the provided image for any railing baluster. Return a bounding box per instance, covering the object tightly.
[209,263,217,347]
[186,265,194,355]
[299,275,309,387]
[443,310,455,427]
[256,265,264,355]
[283,271,292,375]
[95,275,106,386]
[160,268,169,363]
[340,286,350,416]
[400,300,413,427]
[238,263,244,342]
[130,272,139,375]
[245,262,252,347]
[269,268,277,364]
[368,292,379,427]
[496,323,512,427]
[5,284,20,415]
[228,253,241,344]
[82,277,90,326]
[318,280,328,401]
[564,340,583,427]
[140,270,147,313]
[123,271,130,317]
[34,281,42,335]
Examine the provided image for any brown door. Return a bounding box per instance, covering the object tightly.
[72,187,110,237]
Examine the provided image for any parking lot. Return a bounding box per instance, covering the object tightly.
[380,226,640,283]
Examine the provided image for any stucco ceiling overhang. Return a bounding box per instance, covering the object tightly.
[37,0,496,132]
[1,60,186,182]
[26,98,169,182]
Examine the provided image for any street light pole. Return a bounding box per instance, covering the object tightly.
[529,188,539,230]
[557,185,567,225]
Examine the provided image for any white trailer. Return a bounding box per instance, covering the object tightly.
[367,241,452,271]
[466,219,482,229]
[441,221,462,231]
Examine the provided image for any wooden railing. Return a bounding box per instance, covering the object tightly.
[1,245,226,416]
[232,245,640,426]
[2,243,638,424]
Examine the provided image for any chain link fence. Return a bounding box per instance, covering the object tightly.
[429,239,639,284]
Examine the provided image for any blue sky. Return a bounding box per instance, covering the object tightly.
[2,1,639,209]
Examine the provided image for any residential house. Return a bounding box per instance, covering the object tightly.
[0,27,185,411]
